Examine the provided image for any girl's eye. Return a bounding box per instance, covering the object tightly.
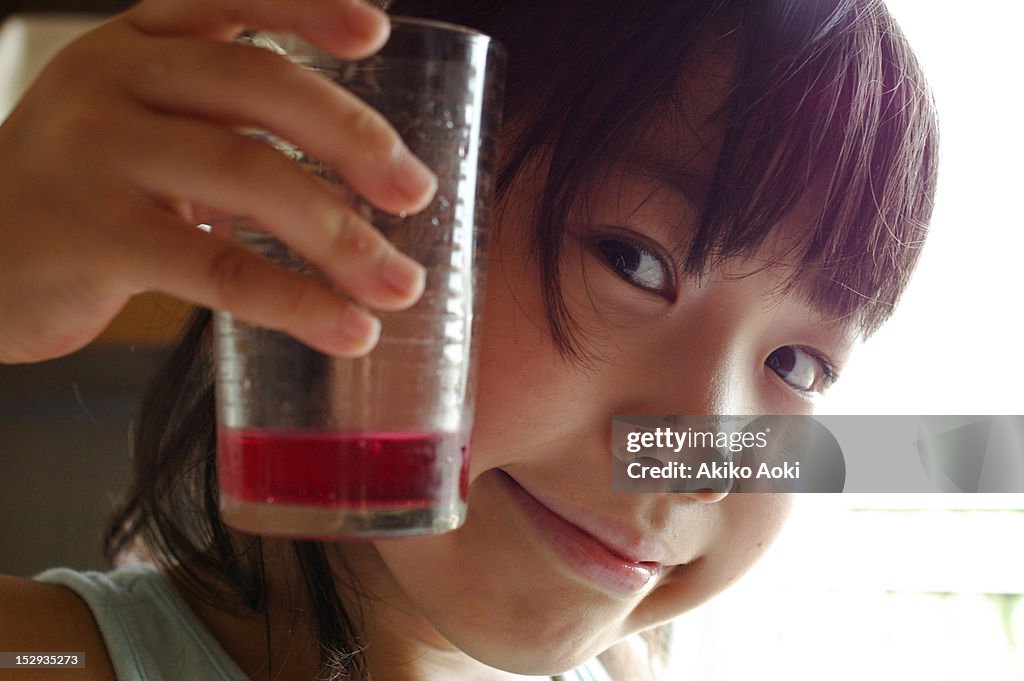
[765,346,838,395]
[593,235,675,300]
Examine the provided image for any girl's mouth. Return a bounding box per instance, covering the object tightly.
[495,470,663,598]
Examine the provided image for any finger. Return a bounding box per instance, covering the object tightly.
[124,0,390,58]
[117,203,384,357]
[123,37,437,215]
[115,109,426,311]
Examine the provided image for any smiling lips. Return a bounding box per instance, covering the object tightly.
[496,470,668,597]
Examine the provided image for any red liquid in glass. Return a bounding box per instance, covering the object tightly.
[219,429,470,509]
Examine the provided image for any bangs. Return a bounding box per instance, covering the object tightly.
[391,0,939,352]
[687,0,939,337]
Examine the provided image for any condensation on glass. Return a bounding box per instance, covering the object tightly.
[207,18,505,539]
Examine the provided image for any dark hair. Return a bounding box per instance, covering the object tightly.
[104,1,938,679]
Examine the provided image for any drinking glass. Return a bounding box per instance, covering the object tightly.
[211,17,505,539]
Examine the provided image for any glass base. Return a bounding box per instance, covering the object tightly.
[220,495,465,540]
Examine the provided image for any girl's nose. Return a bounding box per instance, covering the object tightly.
[682,489,730,503]
[611,331,760,504]
[644,341,757,417]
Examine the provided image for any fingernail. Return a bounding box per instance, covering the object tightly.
[346,1,389,43]
[335,307,381,351]
[379,247,426,299]
[392,150,438,205]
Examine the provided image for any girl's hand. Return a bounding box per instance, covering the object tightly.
[0,0,436,364]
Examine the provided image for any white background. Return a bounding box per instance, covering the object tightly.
[819,0,1024,416]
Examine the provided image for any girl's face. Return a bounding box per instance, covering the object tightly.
[345,54,855,675]
[355,150,854,676]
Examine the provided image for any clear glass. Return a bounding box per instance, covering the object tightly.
[209,18,505,539]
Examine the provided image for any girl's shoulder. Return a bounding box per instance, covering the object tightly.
[0,574,117,680]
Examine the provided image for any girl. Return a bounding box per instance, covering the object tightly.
[0,0,937,679]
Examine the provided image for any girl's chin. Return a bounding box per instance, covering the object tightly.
[370,514,634,674]
[427,617,620,678]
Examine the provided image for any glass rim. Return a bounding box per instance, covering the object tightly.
[238,15,504,64]
[387,14,495,42]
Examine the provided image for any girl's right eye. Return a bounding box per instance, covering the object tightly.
[593,234,676,301]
